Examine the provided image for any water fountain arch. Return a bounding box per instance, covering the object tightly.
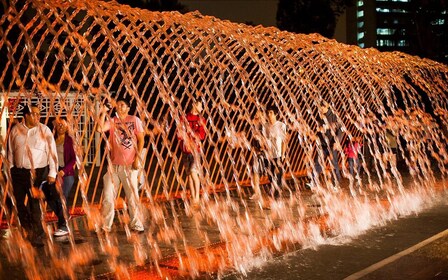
[0,0,447,278]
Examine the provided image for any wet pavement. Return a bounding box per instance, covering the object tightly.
[0,180,447,279]
[223,198,448,280]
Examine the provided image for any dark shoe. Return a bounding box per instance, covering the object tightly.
[31,233,46,247]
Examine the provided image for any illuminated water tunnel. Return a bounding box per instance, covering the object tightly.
[0,0,447,278]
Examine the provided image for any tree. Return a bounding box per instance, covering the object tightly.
[276,0,354,38]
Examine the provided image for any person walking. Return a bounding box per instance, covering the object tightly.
[249,109,269,201]
[266,105,287,197]
[177,100,206,206]
[344,137,362,178]
[54,117,76,200]
[8,105,69,243]
[97,97,145,233]
[315,102,342,181]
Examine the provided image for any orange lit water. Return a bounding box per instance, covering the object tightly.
[0,0,447,278]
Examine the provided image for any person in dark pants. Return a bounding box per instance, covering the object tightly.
[177,100,206,207]
[8,105,68,244]
[266,105,287,198]
[308,102,342,190]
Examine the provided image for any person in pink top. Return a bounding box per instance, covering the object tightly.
[344,136,362,178]
[97,97,145,233]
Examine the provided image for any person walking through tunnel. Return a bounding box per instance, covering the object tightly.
[344,136,362,178]
[8,104,69,244]
[177,100,206,207]
[97,97,145,233]
[308,102,342,189]
[249,109,269,202]
[54,117,77,201]
[265,105,287,198]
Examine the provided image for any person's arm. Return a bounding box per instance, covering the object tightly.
[133,117,145,170]
[132,131,145,170]
[7,128,15,168]
[197,116,206,141]
[46,126,58,183]
[61,135,77,176]
[96,106,111,133]
[281,123,288,160]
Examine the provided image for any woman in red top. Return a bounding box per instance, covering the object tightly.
[177,100,206,206]
[344,137,362,178]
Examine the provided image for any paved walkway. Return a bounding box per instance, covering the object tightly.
[0,172,445,279]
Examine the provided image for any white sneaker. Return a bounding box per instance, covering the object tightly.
[249,194,259,200]
[130,225,144,233]
[305,183,313,189]
[2,229,11,239]
[54,228,69,237]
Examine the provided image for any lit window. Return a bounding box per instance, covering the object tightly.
[431,19,445,25]
[358,0,364,6]
[398,40,408,47]
[357,32,365,40]
[357,21,364,28]
[376,39,395,47]
[376,8,390,12]
[376,8,408,13]
[359,43,365,48]
[377,28,395,35]
[357,10,364,17]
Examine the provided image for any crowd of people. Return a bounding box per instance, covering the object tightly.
[4,97,378,246]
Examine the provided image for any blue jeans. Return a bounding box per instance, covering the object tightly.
[348,157,361,177]
[62,175,75,200]
[314,147,341,181]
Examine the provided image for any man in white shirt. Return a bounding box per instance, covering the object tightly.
[8,105,67,243]
[266,105,287,197]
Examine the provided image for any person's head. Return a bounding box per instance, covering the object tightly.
[266,105,278,124]
[254,109,266,123]
[115,98,131,118]
[23,105,41,128]
[321,101,330,114]
[189,100,203,115]
[55,117,68,136]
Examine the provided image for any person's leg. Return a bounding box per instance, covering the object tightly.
[269,159,281,197]
[119,166,144,231]
[30,167,49,237]
[314,148,323,175]
[276,158,283,191]
[251,173,261,199]
[10,168,32,234]
[101,167,119,231]
[183,154,196,203]
[41,182,67,232]
[330,149,342,181]
[356,157,361,177]
[188,154,202,203]
[62,175,75,201]
[190,170,201,203]
[348,158,354,177]
[250,154,262,199]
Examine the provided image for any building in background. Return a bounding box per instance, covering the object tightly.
[346,0,447,64]
[180,0,447,64]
